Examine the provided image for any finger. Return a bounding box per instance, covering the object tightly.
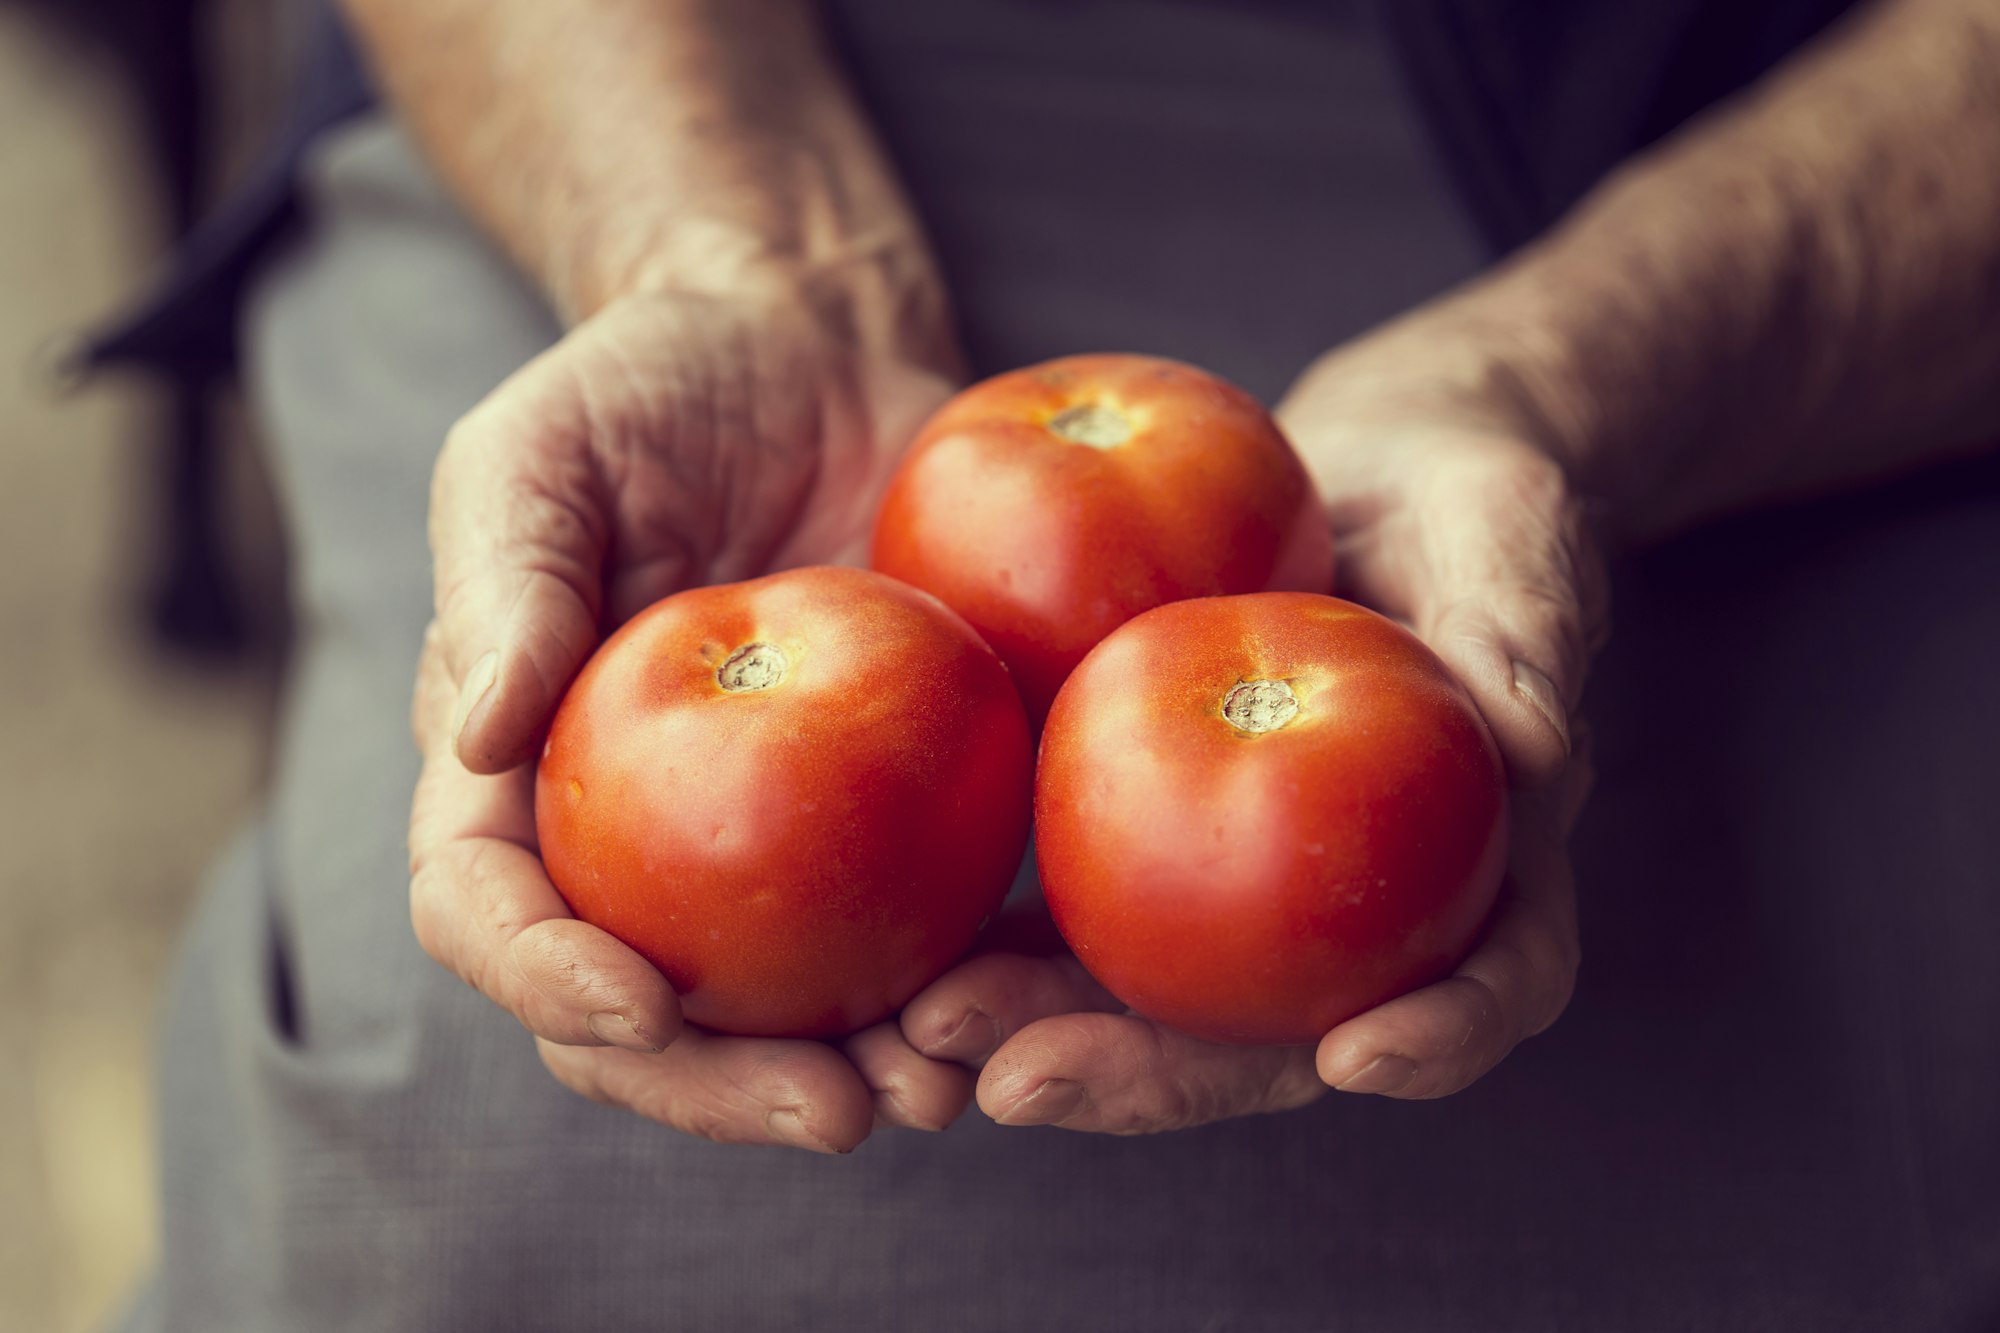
[1316,752,1591,1099]
[1409,449,1607,789]
[429,348,617,775]
[409,632,680,1050]
[900,949,1124,1069]
[840,1022,974,1131]
[538,1029,875,1153]
[976,1013,1325,1134]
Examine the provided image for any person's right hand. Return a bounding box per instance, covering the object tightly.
[406,279,978,1152]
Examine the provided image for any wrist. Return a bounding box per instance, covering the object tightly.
[1474,179,1803,543]
[567,215,961,376]
[1375,201,1789,548]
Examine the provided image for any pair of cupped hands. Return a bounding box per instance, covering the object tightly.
[408,279,1606,1153]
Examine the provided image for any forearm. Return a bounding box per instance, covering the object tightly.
[1444,0,2000,540]
[338,0,945,336]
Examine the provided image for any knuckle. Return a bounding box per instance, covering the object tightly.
[1536,940,1582,1036]
[440,414,481,459]
[411,625,450,748]
[1137,1078,1200,1132]
[431,563,479,626]
[743,1052,830,1116]
[1533,973,1577,1037]
[430,421,489,524]
[461,840,529,928]
[511,921,590,998]
[1257,1049,1327,1114]
[509,481,604,564]
[538,1043,618,1108]
[842,1022,904,1073]
[406,866,458,972]
[1431,593,1503,649]
[1551,909,1583,979]
[1499,584,1588,693]
[1450,972,1508,1047]
[1566,523,1614,654]
[673,1096,744,1143]
[1113,1024,1201,1131]
[1464,936,1536,1014]
[438,407,507,475]
[1468,920,1576,1041]
[653,1072,777,1145]
[411,844,546,1006]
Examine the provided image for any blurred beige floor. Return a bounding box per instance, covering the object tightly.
[0,10,284,1332]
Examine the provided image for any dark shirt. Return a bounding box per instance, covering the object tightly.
[78,0,1857,381]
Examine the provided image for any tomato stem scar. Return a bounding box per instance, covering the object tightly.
[1048,403,1133,448]
[717,642,789,692]
[1222,679,1299,733]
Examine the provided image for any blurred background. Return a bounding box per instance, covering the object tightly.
[1,3,287,1329]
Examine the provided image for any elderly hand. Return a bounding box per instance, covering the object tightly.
[407,281,979,1152]
[902,314,1608,1131]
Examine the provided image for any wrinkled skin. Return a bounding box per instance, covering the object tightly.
[415,285,1605,1147]
[410,288,990,1152]
[899,321,1606,1133]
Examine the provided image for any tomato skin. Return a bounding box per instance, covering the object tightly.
[1034,593,1507,1046]
[871,354,1333,727]
[535,566,1034,1039]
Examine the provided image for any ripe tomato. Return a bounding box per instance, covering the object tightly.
[1034,593,1507,1046]
[535,566,1033,1039]
[870,354,1333,726]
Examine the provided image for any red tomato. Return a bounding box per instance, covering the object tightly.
[535,566,1033,1039]
[871,354,1333,726]
[1034,593,1507,1046]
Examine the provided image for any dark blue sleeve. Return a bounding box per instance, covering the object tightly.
[75,0,374,381]
[1381,0,1860,254]
[78,0,1864,380]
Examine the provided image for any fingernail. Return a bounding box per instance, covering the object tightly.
[995,1078,1086,1126]
[921,1010,999,1061]
[766,1109,847,1155]
[452,650,500,751]
[1510,660,1570,756]
[1336,1054,1420,1096]
[585,1011,663,1053]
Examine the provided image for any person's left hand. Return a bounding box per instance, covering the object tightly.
[901,323,1607,1131]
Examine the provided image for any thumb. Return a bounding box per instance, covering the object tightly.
[1410,451,1606,789]
[429,367,611,775]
